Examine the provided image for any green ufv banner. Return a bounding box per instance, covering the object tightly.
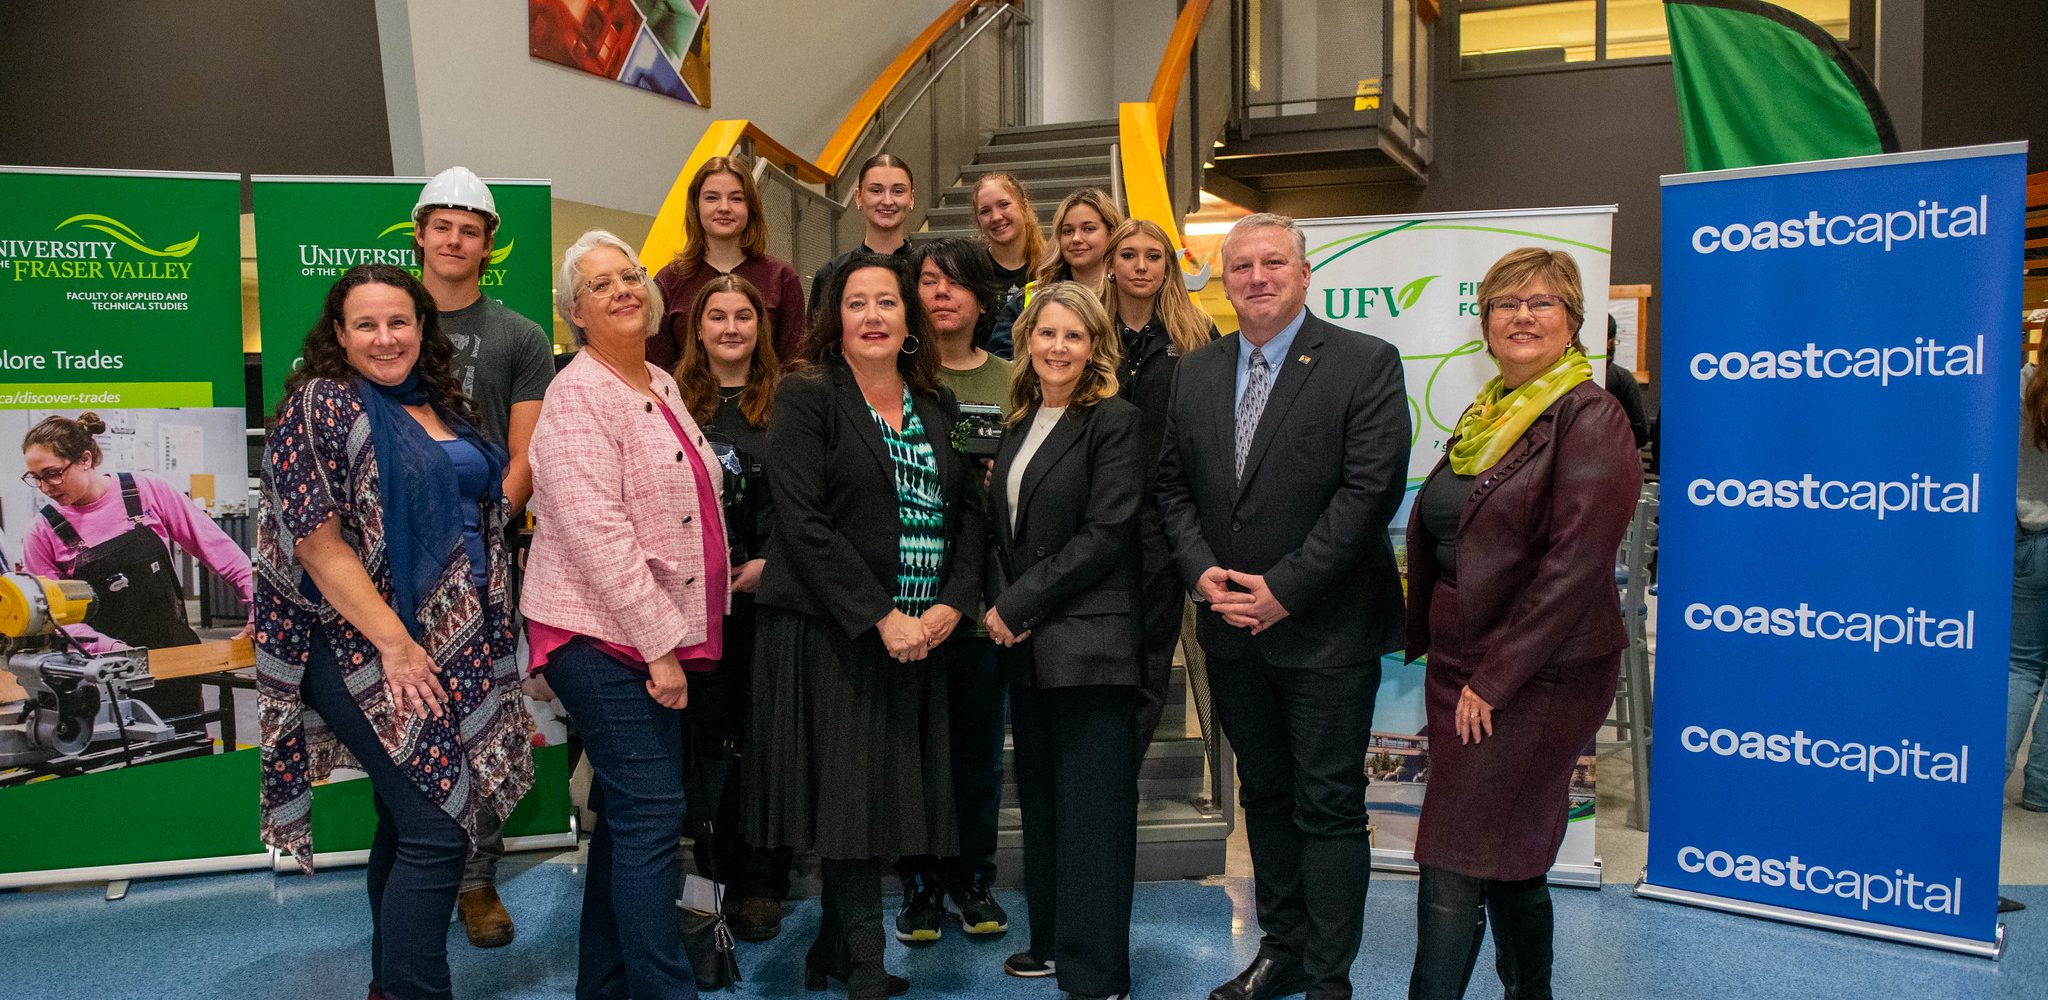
[252,176,553,413]
[0,166,243,409]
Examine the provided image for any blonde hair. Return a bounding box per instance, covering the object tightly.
[1034,188,1125,291]
[973,173,1045,273]
[672,156,768,280]
[1104,219,1212,358]
[1474,247,1587,355]
[1007,281,1121,421]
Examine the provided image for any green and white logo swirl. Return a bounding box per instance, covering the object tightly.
[55,214,199,258]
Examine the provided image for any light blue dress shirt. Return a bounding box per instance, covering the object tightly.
[1234,307,1308,408]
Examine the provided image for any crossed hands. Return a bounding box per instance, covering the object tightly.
[879,606,964,663]
[1196,566,1290,635]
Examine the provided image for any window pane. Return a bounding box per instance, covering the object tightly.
[1459,1,1596,73]
[1606,0,1852,61]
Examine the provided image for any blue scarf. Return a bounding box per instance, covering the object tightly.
[357,373,508,638]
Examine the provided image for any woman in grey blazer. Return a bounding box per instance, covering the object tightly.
[985,282,1146,1000]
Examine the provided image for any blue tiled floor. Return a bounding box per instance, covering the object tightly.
[2,859,2041,999]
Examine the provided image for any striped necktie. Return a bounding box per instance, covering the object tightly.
[1235,347,1272,482]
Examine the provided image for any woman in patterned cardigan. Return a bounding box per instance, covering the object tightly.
[255,264,534,1000]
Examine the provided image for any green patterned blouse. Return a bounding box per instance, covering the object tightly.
[870,386,945,615]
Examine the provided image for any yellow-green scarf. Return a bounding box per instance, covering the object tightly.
[1447,348,1592,475]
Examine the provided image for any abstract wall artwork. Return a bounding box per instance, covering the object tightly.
[529,0,710,106]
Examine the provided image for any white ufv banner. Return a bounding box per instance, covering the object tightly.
[1296,206,1617,885]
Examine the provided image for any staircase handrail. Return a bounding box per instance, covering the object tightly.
[642,0,1024,272]
[817,0,1022,181]
[1145,0,1216,146]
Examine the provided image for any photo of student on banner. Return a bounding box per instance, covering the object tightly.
[19,411,253,720]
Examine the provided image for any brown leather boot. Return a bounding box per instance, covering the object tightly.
[457,886,515,947]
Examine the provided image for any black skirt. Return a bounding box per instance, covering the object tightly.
[742,606,958,860]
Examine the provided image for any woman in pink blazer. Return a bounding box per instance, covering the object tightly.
[524,229,727,999]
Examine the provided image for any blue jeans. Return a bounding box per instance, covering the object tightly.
[546,638,699,1000]
[2010,530,2048,809]
[301,635,471,1000]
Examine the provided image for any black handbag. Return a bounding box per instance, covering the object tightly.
[679,866,742,990]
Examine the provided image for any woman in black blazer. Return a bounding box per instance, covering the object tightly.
[985,281,1146,1000]
[746,252,985,999]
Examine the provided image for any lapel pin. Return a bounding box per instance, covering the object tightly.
[1297,354,1312,365]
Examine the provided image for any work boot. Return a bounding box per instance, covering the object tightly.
[730,894,786,941]
[458,885,515,947]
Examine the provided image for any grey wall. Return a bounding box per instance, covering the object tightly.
[1920,0,2046,171]
[0,0,393,210]
[1266,61,1687,403]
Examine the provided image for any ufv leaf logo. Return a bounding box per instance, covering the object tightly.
[379,221,514,265]
[55,214,199,258]
[1395,274,1438,311]
[1323,274,1438,320]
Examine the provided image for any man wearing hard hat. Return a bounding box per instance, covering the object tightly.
[413,165,555,949]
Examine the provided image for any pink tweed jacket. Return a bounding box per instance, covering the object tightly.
[521,351,723,658]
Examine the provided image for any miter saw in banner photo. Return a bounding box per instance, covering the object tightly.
[0,573,177,771]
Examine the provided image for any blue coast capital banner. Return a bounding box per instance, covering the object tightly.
[1644,144,2028,953]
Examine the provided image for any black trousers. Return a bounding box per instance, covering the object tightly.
[1207,651,1379,997]
[687,597,794,901]
[1010,682,1140,998]
[895,634,1004,891]
[1407,866,1553,1000]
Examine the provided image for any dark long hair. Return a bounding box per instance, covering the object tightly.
[793,252,942,400]
[277,263,475,423]
[677,273,781,427]
[915,237,1000,350]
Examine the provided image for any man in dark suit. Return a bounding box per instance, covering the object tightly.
[1157,213,1410,1000]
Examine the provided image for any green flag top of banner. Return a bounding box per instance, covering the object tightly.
[1665,0,1900,172]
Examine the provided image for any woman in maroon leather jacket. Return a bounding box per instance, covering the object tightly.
[1402,248,1641,1000]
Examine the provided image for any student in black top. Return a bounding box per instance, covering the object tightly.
[1103,219,1218,751]
[1603,315,1652,450]
[673,273,792,943]
[972,172,1044,359]
[810,154,918,315]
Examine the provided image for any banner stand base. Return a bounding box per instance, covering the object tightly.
[0,851,275,892]
[273,814,582,873]
[1634,873,2004,960]
[1372,848,1603,889]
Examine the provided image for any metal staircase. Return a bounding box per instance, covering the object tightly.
[920,119,1121,243]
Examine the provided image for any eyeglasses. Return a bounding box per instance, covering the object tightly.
[21,461,75,486]
[581,267,649,299]
[1487,294,1566,317]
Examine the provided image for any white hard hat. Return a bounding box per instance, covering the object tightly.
[414,166,499,234]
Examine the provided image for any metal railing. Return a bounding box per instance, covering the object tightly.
[1231,0,1434,167]
[642,1,1028,293]
[741,2,1028,290]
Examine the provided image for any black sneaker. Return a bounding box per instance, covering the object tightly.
[1003,950,1056,977]
[895,875,945,942]
[950,879,1009,935]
